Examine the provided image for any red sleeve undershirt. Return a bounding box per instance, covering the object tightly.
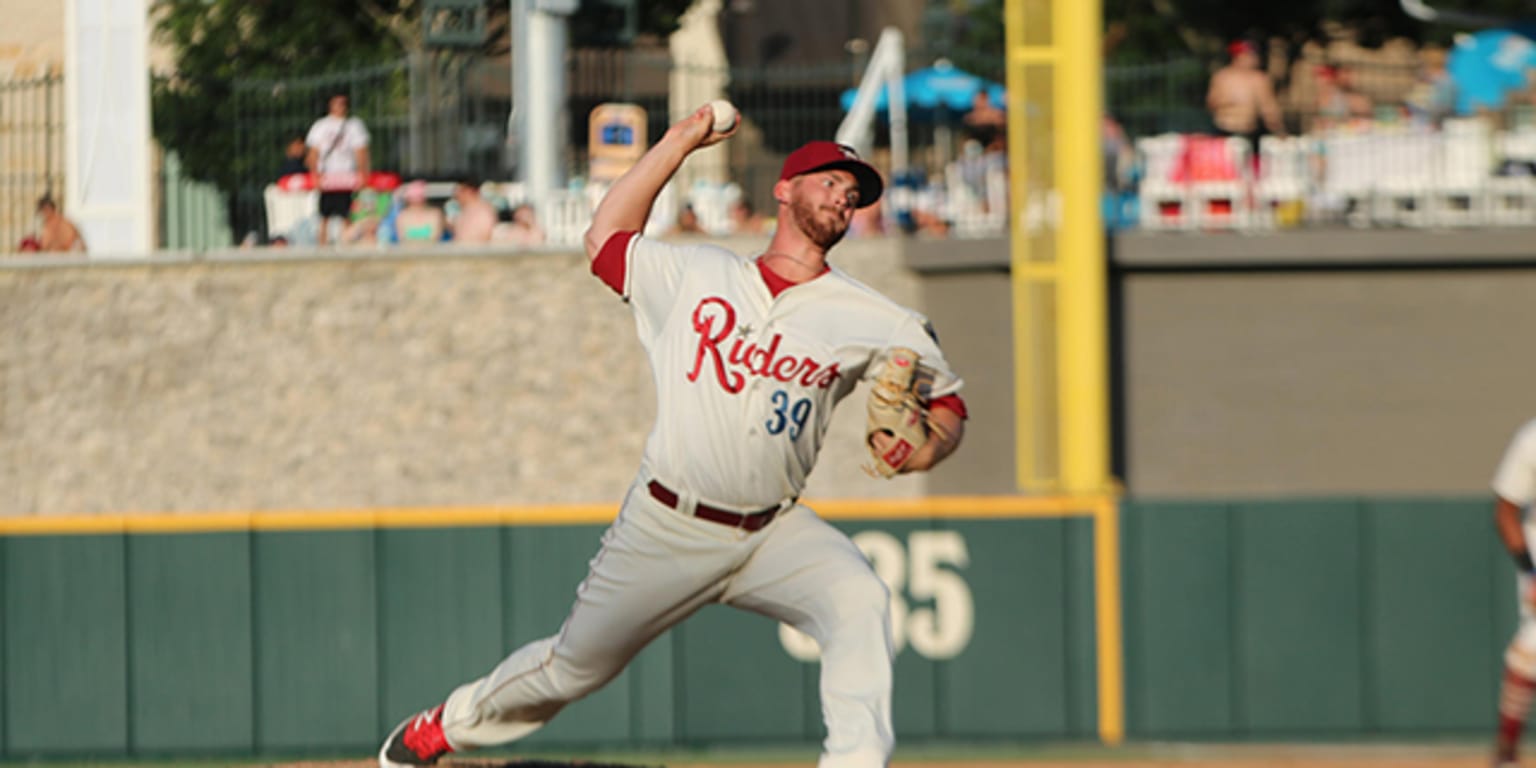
[590,230,638,294]
[929,394,968,420]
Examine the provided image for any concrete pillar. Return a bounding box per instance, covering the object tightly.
[513,0,576,206]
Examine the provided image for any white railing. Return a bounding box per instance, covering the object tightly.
[1134,119,1536,232]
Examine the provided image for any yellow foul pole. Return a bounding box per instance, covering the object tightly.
[1007,0,1121,746]
[1005,0,1109,494]
[1054,0,1109,493]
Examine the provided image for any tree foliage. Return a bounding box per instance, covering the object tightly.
[569,0,696,46]
[154,0,419,193]
[928,0,1006,81]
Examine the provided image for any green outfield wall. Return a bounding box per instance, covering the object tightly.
[0,496,1511,759]
[0,511,1101,759]
[1123,496,1511,738]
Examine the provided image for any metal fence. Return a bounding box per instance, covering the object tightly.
[0,73,64,251]
[224,47,1020,244]
[11,44,1531,254]
[1106,58,1214,139]
[227,46,1534,245]
[0,73,235,253]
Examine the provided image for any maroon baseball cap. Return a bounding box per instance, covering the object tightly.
[778,141,883,208]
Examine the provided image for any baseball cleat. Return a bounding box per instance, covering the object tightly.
[379,703,453,767]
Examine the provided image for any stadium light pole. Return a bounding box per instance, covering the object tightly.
[65,0,153,256]
[513,0,576,206]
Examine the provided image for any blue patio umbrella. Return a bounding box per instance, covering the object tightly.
[839,60,1006,117]
[1447,26,1536,115]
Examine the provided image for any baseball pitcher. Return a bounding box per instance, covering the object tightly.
[380,103,968,768]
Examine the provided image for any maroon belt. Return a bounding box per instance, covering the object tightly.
[647,480,785,531]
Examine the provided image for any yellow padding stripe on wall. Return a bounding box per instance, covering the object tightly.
[0,495,1109,536]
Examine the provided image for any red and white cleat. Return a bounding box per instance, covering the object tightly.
[379,703,454,767]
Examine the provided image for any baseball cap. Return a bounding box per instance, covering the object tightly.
[1227,39,1257,57]
[778,141,883,208]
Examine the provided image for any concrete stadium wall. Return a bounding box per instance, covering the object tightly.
[1110,228,1536,498]
[906,228,1536,498]
[0,237,1017,518]
[8,227,1536,514]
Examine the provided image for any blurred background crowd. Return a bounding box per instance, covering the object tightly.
[2,0,1534,255]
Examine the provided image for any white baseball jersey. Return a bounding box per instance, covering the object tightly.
[1495,418,1536,546]
[595,231,963,509]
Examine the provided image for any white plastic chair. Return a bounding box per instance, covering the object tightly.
[1135,134,1193,230]
[944,159,1008,237]
[1183,135,1253,231]
[1254,136,1311,229]
[1364,129,1437,227]
[1487,127,1536,225]
[685,180,739,235]
[1431,117,1492,227]
[1316,130,1378,227]
[539,189,595,247]
[263,184,319,241]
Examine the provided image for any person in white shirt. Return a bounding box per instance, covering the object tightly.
[305,93,370,246]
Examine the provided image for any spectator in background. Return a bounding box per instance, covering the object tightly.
[36,195,85,253]
[849,196,886,237]
[1311,65,1374,131]
[1102,115,1137,229]
[305,93,370,246]
[673,203,705,234]
[728,198,769,234]
[491,203,547,247]
[449,177,498,244]
[960,91,1009,211]
[908,207,950,237]
[1103,115,1134,191]
[962,90,1008,155]
[394,180,445,245]
[1206,39,1286,156]
[277,135,308,179]
[341,188,390,245]
[1406,47,1456,128]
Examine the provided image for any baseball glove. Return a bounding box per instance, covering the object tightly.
[865,347,933,478]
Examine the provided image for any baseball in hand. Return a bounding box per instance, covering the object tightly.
[707,100,738,133]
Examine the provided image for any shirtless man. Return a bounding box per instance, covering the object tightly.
[36,196,85,253]
[491,204,546,247]
[450,177,497,244]
[1206,40,1286,154]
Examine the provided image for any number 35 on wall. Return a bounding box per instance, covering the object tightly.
[779,530,974,661]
